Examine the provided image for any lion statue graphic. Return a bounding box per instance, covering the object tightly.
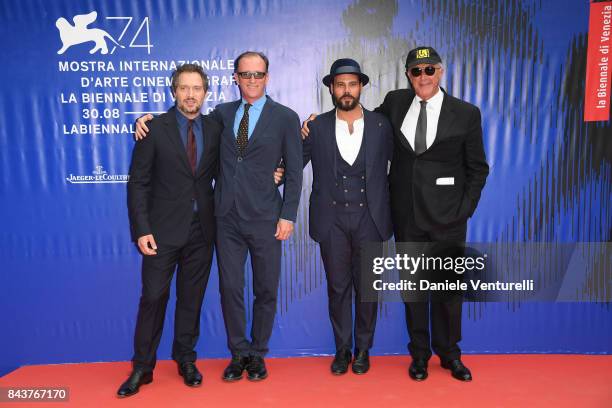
[56,11,124,55]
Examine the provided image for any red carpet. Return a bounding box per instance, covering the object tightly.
[1,355,611,407]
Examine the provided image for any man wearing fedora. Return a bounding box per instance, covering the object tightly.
[376,46,489,382]
[303,59,393,375]
[302,47,488,381]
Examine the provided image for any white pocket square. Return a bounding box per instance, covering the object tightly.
[436,177,455,186]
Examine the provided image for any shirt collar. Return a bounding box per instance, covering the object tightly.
[241,95,267,110]
[335,104,364,123]
[414,87,444,109]
[175,108,201,129]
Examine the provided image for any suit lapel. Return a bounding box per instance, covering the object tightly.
[246,96,274,151]
[430,94,455,150]
[312,111,337,177]
[363,110,375,178]
[313,110,337,179]
[196,114,208,176]
[164,108,192,174]
[325,112,337,177]
[395,91,415,153]
[227,100,242,152]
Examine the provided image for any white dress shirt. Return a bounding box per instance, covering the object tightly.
[335,108,364,165]
[400,88,444,151]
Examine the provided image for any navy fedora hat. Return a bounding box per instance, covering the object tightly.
[322,58,369,87]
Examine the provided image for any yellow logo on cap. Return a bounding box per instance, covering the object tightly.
[416,49,430,59]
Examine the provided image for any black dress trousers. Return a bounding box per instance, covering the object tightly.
[132,214,213,372]
[396,219,467,363]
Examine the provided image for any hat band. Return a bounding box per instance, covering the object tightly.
[331,65,363,75]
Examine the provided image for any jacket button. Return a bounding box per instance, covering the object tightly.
[345,203,349,207]
[361,189,364,192]
[344,189,348,193]
[332,201,336,205]
[359,203,364,207]
[361,176,365,180]
[343,176,347,179]
[237,157,243,162]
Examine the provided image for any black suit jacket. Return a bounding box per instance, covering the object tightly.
[210,96,303,222]
[303,108,394,242]
[376,89,489,233]
[127,107,222,246]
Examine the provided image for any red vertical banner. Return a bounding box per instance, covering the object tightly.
[584,1,612,122]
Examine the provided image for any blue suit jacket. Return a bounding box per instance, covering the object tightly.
[303,108,394,242]
[211,96,303,222]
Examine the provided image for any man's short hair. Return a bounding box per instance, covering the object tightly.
[234,51,270,73]
[170,63,209,94]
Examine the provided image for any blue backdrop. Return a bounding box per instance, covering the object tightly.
[0,0,610,377]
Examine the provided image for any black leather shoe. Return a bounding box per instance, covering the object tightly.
[247,356,268,381]
[441,359,472,381]
[178,362,202,387]
[352,350,370,374]
[117,369,153,397]
[331,349,352,375]
[408,359,428,381]
[222,355,250,382]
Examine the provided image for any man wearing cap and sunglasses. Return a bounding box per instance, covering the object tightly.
[376,46,488,382]
[302,47,488,382]
[302,59,393,375]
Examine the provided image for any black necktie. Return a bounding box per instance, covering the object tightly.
[414,100,427,155]
[237,103,251,155]
[187,119,196,173]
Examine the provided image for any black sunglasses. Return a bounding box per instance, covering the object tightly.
[237,71,267,79]
[409,66,440,77]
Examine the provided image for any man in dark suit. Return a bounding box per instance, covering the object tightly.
[211,51,303,382]
[133,52,301,382]
[375,47,489,381]
[118,64,222,397]
[301,47,488,381]
[303,59,393,375]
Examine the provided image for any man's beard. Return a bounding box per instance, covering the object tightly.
[177,99,202,114]
[333,93,360,111]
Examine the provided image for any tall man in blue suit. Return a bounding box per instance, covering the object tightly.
[303,59,393,375]
[211,51,303,382]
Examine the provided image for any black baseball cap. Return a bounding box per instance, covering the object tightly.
[405,46,442,69]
